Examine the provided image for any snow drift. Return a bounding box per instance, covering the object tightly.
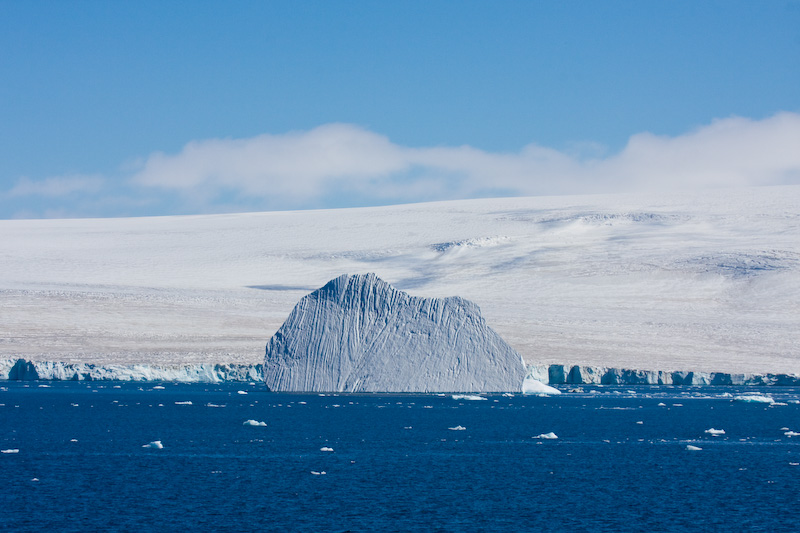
[262,273,527,392]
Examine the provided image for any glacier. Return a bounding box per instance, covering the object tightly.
[2,358,799,387]
[262,273,528,392]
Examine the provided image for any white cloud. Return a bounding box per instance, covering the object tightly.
[129,112,800,208]
[7,175,105,197]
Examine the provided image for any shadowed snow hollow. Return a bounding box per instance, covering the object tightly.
[263,273,527,392]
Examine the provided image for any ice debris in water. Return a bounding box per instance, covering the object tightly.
[733,394,774,404]
[448,425,467,431]
[705,428,726,436]
[785,431,800,437]
[2,449,20,454]
[534,432,558,440]
[320,447,334,452]
[175,401,192,405]
[686,445,702,451]
[310,471,326,475]
[451,394,486,401]
[142,441,163,449]
[243,420,267,427]
[237,391,248,395]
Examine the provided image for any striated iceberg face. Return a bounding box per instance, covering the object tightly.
[263,273,527,392]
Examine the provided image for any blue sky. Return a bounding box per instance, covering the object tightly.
[1,0,799,218]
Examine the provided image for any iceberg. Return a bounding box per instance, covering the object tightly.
[704,428,725,436]
[320,446,334,452]
[142,441,163,449]
[686,445,702,451]
[533,432,558,440]
[263,274,527,392]
[1,449,20,454]
[243,420,267,427]
[734,394,775,404]
[522,378,561,396]
[452,394,487,401]
[785,431,800,437]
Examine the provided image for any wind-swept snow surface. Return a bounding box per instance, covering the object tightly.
[263,274,526,392]
[1,186,799,373]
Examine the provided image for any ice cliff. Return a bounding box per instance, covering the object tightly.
[262,273,527,392]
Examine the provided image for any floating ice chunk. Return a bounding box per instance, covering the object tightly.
[448,425,467,431]
[243,420,267,427]
[152,386,165,390]
[705,428,726,436]
[522,378,561,396]
[789,400,800,405]
[1,449,19,454]
[636,421,643,425]
[451,394,486,401]
[734,394,774,404]
[70,439,78,442]
[142,441,163,449]
[785,431,800,437]
[502,393,514,397]
[310,471,326,475]
[686,445,702,451]
[657,402,667,407]
[206,403,225,408]
[534,432,558,440]
[71,403,79,407]
[237,391,248,395]
[320,447,334,452]
[175,401,192,405]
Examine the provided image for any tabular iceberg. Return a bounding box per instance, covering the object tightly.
[263,273,527,392]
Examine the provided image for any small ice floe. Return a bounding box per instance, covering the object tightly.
[451,394,486,401]
[70,403,79,407]
[175,401,192,405]
[1,449,20,454]
[38,384,50,388]
[533,432,558,440]
[31,478,39,482]
[636,421,643,425]
[320,447,334,452]
[298,401,307,405]
[685,445,702,451]
[657,402,667,407]
[448,425,467,431]
[237,391,248,395]
[788,400,800,404]
[502,393,514,397]
[404,426,412,430]
[152,386,165,390]
[243,420,267,427]
[142,441,163,449]
[784,431,800,437]
[70,439,78,442]
[705,428,726,436]
[781,427,790,431]
[310,471,326,475]
[113,385,121,389]
[734,394,774,404]
[790,463,800,466]
[206,403,225,408]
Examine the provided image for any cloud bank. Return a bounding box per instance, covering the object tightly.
[131,112,800,206]
[4,112,800,217]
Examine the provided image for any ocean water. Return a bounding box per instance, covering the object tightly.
[2,383,799,532]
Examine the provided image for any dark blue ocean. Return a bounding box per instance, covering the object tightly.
[2,382,799,532]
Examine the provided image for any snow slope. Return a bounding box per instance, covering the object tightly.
[1,186,799,373]
[263,273,526,392]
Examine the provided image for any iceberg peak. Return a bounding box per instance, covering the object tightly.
[263,273,526,392]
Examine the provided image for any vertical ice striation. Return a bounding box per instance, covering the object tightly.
[263,273,527,392]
